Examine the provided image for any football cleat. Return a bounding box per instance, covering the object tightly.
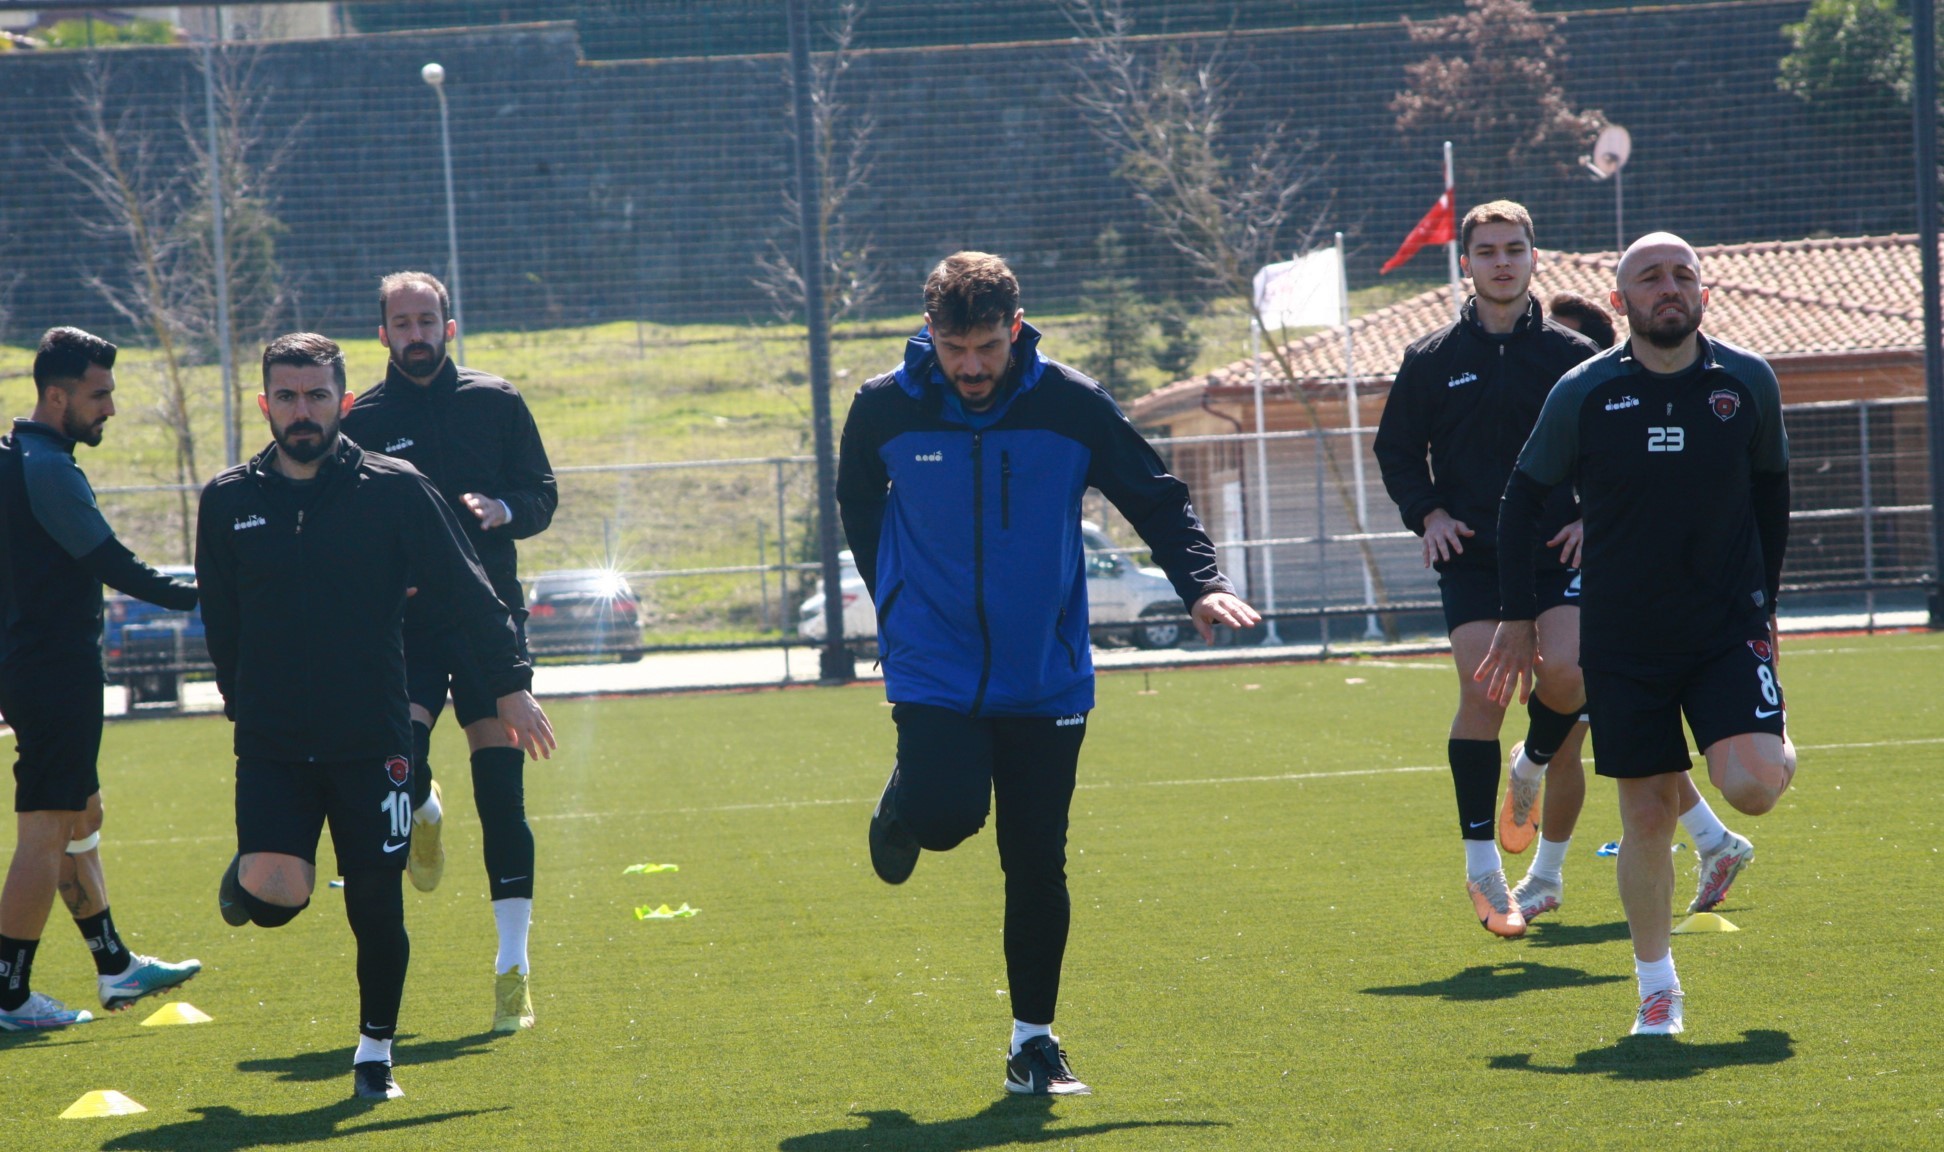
[867,767,920,885]
[1510,873,1562,922]
[1466,870,1526,938]
[0,991,94,1031]
[1497,743,1543,855]
[218,853,251,927]
[353,1060,404,1100]
[99,954,202,1011]
[1005,1035,1091,1096]
[407,780,446,893]
[1689,832,1754,913]
[494,969,535,1032]
[1630,989,1685,1036]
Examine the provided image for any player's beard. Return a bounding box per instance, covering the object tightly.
[1628,297,1704,349]
[60,406,105,447]
[274,417,338,464]
[393,338,446,378]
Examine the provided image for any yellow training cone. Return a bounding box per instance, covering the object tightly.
[1672,912,1740,934]
[140,1001,213,1026]
[61,1090,147,1119]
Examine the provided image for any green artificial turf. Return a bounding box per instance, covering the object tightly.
[4,631,1939,1149]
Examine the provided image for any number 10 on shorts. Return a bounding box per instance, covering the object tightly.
[381,791,412,838]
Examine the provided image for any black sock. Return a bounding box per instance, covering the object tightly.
[75,908,130,976]
[0,935,40,1010]
[410,721,434,812]
[1449,739,1501,840]
[473,747,534,901]
[1522,697,1581,766]
[342,870,408,1041]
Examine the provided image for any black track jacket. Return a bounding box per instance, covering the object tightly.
[342,359,555,609]
[1374,295,1597,566]
[195,436,531,762]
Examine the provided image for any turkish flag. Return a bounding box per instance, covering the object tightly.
[1379,189,1456,274]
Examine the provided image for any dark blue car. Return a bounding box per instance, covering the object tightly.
[104,566,207,707]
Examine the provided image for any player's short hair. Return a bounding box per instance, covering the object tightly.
[1461,200,1536,254]
[262,332,348,393]
[32,327,117,395]
[1547,292,1616,349]
[379,271,451,325]
[923,252,1020,334]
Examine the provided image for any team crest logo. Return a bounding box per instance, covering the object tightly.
[1747,639,1773,663]
[1710,389,1741,421]
[385,755,411,786]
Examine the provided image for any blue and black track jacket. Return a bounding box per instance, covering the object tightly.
[837,323,1230,718]
[195,436,531,763]
[0,419,196,679]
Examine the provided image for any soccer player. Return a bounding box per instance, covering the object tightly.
[837,253,1259,1096]
[0,327,202,1032]
[1480,233,1796,1036]
[341,272,557,1032]
[1546,292,1617,350]
[198,333,554,1098]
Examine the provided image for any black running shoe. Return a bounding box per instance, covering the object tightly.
[1005,1035,1091,1096]
[867,767,920,885]
[218,854,250,927]
[353,1060,404,1100]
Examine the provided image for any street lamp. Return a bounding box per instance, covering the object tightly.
[421,61,465,363]
[1580,124,1632,257]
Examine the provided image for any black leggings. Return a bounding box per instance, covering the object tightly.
[891,703,1086,1026]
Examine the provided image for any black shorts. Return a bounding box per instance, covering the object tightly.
[235,755,415,873]
[405,616,529,729]
[1583,635,1787,779]
[1438,562,1580,633]
[1,669,103,813]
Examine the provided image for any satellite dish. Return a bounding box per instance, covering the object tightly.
[1581,125,1632,180]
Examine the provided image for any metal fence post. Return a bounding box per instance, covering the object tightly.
[1860,403,1876,631]
[1315,426,1330,655]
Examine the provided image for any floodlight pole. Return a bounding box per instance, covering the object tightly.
[1914,0,1944,629]
[424,63,465,364]
[787,0,854,681]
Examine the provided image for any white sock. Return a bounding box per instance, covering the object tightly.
[1529,836,1571,884]
[1010,1019,1052,1056]
[414,786,442,825]
[1510,746,1546,783]
[493,898,532,976]
[353,1035,393,1065]
[1463,839,1502,880]
[1634,951,1680,999]
[1679,794,1732,855]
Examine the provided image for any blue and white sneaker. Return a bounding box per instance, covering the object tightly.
[1005,1035,1091,1096]
[99,954,202,1011]
[0,991,94,1031]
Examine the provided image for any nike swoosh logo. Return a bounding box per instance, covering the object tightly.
[383,839,408,853]
[1468,819,1492,829]
[1754,707,1781,719]
[498,875,528,885]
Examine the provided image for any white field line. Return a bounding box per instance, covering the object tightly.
[89,735,1944,847]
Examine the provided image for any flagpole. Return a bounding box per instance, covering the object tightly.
[1250,314,1280,646]
[1336,232,1380,640]
[1444,140,1462,321]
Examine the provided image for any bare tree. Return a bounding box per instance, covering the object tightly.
[63,61,203,562]
[1064,0,1401,635]
[1392,0,1602,191]
[755,0,881,327]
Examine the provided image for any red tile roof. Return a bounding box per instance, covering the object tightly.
[1135,234,1924,417]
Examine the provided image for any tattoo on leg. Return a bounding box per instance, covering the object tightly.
[59,876,94,917]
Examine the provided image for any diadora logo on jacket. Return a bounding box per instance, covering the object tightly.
[233,514,267,532]
[384,438,415,453]
[1445,372,1478,389]
[1604,395,1640,411]
[1055,714,1085,728]
[914,451,943,462]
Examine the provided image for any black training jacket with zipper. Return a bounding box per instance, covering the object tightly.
[1373,295,1597,564]
[195,436,531,763]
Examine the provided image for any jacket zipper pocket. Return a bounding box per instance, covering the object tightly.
[1055,608,1078,672]
[1000,451,1012,529]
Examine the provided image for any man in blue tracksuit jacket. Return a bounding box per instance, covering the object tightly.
[837,252,1258,1096]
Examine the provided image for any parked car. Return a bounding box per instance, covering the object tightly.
[104,566,207,708]
[798,523,1191,650]
[525,569,645,662]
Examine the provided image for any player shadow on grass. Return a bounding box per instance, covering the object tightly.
[97,1100,504,1151]
[778,1096,1226,1151]
[1362,961,1626,1002]
[235,1032,500,1082]
[1518,920,1634,949]
[1489,1029,1796,1081]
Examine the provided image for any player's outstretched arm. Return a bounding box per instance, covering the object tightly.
[1545,518,1585,569]
[1190,592,1262,644]
[1474,620,1538,706]
[496,690,556,760]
